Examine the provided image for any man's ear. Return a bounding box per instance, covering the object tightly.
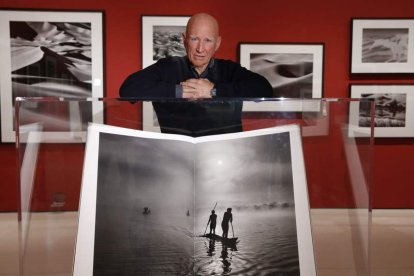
[215,36,222,51]
[182,33,187,47]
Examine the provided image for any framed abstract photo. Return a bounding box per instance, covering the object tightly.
[0,9,105,143]
[239,43,324,111]
[351,18,414,73]
[141,15,190,131]
[349,84,414,137]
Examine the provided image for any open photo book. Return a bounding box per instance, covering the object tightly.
[73,123,316,275]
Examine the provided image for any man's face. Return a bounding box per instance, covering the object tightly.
[183,19,221,73]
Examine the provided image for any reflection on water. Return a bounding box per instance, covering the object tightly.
[94,212,194,275]
[194,208,299,275]
[94,207,299,275]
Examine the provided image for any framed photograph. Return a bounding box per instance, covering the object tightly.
[74,123,316,275]
[351,18,414,73]
[141,15,189,68]
[141,15,190,131]
[239,43,324,112]
[349,84,414,137]
[0,9,105,143]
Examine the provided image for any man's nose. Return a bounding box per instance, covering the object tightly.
[196,41,204,52]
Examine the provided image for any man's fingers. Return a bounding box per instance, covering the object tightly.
[181,80,199,89]
[183,78,199,84]
[182,85,196,93]
[182,84,195,90]
[183,92,197,99]
[182,86,197,98]
[181,78,213,98]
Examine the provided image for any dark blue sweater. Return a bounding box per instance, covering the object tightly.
[119,56,272,136]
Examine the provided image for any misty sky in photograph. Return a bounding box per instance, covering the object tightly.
[96,130,293,213]
[97,133,195,213]
[195,132,293,208]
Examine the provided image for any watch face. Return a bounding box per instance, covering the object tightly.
[211,88,217,97]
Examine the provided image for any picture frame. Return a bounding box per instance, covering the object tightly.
[239,43,324,112]
[349,84,414,137]
[141,15,190,132]
[350,18,414,74]
[74,123,316,275]
[0,9,105,143]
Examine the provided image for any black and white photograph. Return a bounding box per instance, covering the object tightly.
[141,15,190,132]
[359,93,406,127]
[0,9,104,143]
[141,15,190,68]
[250,53,314,98]
[351,19,414,73]
[153,25,186,61]
[362,28,408,63]
[73,124,316,275]
[349,84,414,137]
[239,43,324,112]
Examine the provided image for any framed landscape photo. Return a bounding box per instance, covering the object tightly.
[351,18,414,73]
[239,43,324,112]
[349,84,414,137]
[141,15,190,131]
[0,9,105,143]
[141,15,190,68]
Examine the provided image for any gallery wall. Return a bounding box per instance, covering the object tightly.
[0,0,414,211]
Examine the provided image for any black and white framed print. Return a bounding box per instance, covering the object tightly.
[239,43,324,111]
[141,15,190,132]
[141,15,189,68]
[0,9,105,143]
[351,18,414,73]
[349,84,414,137]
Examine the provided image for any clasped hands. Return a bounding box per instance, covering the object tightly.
[181,78,214,99]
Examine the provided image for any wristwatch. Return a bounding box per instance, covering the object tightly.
[210,87,217,97]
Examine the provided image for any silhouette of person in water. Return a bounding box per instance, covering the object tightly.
[207,210,217,234]
[221,208,233,238]
[220,245,232,273]
[143,207,151,214]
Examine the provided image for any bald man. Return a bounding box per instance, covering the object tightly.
[120,13,272,136]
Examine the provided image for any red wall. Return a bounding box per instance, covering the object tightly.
[1,0,414,210]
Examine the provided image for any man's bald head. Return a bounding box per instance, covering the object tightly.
[183,13,221,74]
[186,13,220,37]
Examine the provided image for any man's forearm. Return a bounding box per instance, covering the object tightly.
[119,71,176,98]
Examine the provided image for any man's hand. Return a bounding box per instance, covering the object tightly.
[181,78,214,98]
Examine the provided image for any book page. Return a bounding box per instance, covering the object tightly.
[74,123,315,275]
[74,124,195,275]
[193,126,314,275]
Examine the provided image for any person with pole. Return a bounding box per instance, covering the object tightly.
[207,210,217,234]
[221,208,233,238]
[204,202,218,235]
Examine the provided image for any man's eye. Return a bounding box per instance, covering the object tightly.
[190,37,198,41]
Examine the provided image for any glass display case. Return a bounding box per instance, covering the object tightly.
[15,97,374,275]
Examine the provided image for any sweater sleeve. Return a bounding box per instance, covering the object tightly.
[119,59,178,98]
[213,60,273,98]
